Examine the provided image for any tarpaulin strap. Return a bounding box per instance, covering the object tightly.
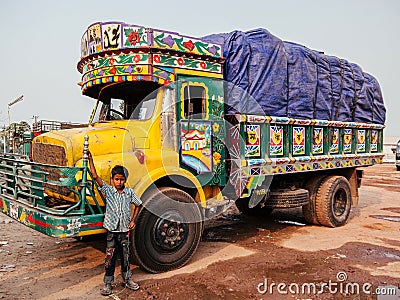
[350,65,358,122]
[334,59,345,121]
[327,58,334,121]
[313,54,319,119]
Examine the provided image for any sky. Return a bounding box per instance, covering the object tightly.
[0,0,398,136]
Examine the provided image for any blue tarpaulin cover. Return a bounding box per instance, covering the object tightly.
[203,29,386,124]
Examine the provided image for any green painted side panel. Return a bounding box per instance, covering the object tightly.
[0,197,104,237]
[176,75,226,186]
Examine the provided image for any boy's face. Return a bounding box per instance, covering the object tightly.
[112,174,126,191]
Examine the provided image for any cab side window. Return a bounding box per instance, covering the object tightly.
[183,86,206,119]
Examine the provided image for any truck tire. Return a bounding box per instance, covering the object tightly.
[315,176,352,227]
[131,187,202,273]
[302,176,326,225]
[264,188,309,208]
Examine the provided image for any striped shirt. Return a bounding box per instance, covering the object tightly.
[100,180,142,232]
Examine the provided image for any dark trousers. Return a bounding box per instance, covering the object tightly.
[104,232,132,284]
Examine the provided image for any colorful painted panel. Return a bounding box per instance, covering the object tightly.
[180,121,212,173]
[270,125,283,156]
[153,30,222,58]
[344,129,352,153]
[80,22,222,59]
[313,128,324,154]
[245,125,261,158]
[102,23,122,50]
[330,128,339,154]
[81,33,89,58]
[293,127,306,155]
[82,54,150,81]
[122,26,148,48]
[153,54,221,73]
[153,67,175,85]
[371,130,378,152]
[82,64,150,84]
[357,130,366,152]
[88,23,102,55]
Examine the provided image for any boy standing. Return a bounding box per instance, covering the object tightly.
[87,150,142,296]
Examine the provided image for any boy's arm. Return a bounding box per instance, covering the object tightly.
[129,205,141,230]
[87,150,103,187]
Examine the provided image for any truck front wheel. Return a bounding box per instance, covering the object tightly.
[131,187,202,273]
[315,176,352,227]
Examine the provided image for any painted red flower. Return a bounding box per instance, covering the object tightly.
[109,58,115,66]
[110,66,117,75]
[153,55,161,63]
[134,55,141,63]
[177,57,184,66]
[128,30,140,46]
[183,40,195,51]
[200,61,207,69]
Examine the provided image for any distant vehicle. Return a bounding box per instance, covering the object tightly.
[396,140,400,171]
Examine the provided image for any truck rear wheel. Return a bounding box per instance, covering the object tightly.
[302,176,326,225]
[315,176,352,227]
[131,187,202,273]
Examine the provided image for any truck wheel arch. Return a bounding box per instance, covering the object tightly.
[133,167,206,205]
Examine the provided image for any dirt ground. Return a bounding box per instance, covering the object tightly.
[1,164,400,300]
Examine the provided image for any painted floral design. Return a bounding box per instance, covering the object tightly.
[154,32,221,57]
[110,66,117,75]
[212,123,220,133]
[371,132,377,144]
[177,58,184,66]
[125,66,133,73]
[128,30,140,46]
[213,152,221,165]
[153,55,161,63]
[163,35,174,48]
[109,58,115,66]
[183,40,195,51]
[207,45,217,55]
[199,62,207,69]
[134,55,141,63]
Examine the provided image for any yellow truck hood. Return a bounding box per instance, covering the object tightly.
[32,124,138,166]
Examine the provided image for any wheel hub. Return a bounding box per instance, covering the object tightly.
[154,213,187,250]
[333,189,347,217]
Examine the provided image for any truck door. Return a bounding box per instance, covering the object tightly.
[176,75,226,186]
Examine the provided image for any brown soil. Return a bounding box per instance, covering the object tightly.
[1,163,400,299]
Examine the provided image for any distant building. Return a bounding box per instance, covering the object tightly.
[383,136,399,163]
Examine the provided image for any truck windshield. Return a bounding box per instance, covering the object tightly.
[89,82,160,123]
[90,97,156,123]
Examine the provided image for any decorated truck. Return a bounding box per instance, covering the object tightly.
[0,22,385,273]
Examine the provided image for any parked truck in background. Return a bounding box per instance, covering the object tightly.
[0,22,386,273]
[395,139,400,171]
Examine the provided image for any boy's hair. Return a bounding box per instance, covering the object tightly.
[111,165,129,179]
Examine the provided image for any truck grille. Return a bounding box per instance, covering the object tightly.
[32,143,67,166]
[32,143,73,200]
